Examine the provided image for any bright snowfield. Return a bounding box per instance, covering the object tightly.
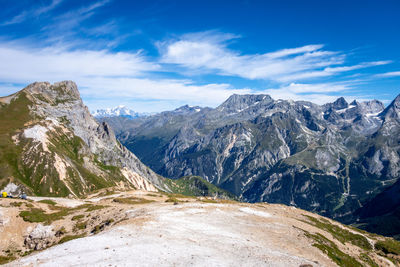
[8,202,334,267]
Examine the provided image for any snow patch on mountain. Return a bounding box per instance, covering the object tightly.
[92,105,147,118]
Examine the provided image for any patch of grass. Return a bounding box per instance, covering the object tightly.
[168,193,195,199]
[24,202,34,208]
[113,197,154,205]
[58,234,86,244]
[73,204,93,210]
[38,199,57,205]
[19,207,69,224]
[71,214,85,221]
[20,250,33,257]
[218,199,239,204]
[165,197,179,203]
[91,225,102,234]
[95,189,118,197]
[146,193,160,197]
[304,231,363,267]
[0,255,16,265]
[303,215,372,251]
[199,198,218,203]
[10,201,23,207]
[74,221,87,231]
[359,253,379,267]
[375,238,400,255]
[86,205,107,212]
[163,175,235,199]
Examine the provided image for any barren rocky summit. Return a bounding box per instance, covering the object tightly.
[1,191,399,266]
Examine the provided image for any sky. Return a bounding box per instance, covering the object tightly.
[0,0,399,112]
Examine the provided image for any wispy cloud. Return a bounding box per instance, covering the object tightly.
[260,82,355,104]
[0,23,396,112]
[0,44,158,83]
[1,0,63,26]
[260,82,384,105]
[0,42,251,110]
[159,31,390,83]
[278,61,391,82]
[79,77,251,107]
[43,0,111,34]
[375,71,400,78]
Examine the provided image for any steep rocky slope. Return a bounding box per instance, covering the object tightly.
[102,93,400,237]
[0,81,167,197]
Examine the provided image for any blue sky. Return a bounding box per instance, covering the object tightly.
[0,0,399,112]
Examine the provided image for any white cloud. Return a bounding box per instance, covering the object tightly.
[260,82,361,105]
[0,44,158,83]
[277,61,391,82]
[159,31,390,83]
[0,42,251,110]
[376,71,400,77]
[1,0,63,26]
[0,29,395,112]
[78,77,252,108]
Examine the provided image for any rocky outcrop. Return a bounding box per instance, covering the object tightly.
[24,224,55,250]
[0,81,168,197]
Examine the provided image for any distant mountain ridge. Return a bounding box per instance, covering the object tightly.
[92,105,150,119]
[100,92,400,238]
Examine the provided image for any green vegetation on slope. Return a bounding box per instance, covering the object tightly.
[164,175,235,199]
[304,231,364,267]
[375,238,400,255]
[0,92,34,191]
[301,214,400,266]
[0,89,134,197]
[113,197,154,205]
[302,215,372,250]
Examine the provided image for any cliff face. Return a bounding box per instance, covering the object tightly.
[0,81,167,197]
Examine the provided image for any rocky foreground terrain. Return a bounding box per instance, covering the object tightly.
[1,190,400,266]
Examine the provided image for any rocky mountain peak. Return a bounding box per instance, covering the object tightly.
[381,93,400,119]
[24,80,81,103]
[174,105,202,114]
[217,94,272,112]
[350,100,359,106]
[359,99,385,114]
[393,93,400,107]
[332,97,348,110]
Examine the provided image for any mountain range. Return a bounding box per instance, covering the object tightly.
[0,81,230,199]
[92,105,150,119]
[100,92,400,238]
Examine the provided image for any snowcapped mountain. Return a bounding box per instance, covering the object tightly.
[92,105,147,118]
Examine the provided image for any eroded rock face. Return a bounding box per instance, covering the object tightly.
[24,224,55,250]
[0,81,168,197]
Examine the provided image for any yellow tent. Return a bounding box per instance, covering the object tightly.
[1,192,7,198]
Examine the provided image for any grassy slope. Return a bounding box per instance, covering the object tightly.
[164,175,236,199]
[0,92,34,190]
[0,90,132,197]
